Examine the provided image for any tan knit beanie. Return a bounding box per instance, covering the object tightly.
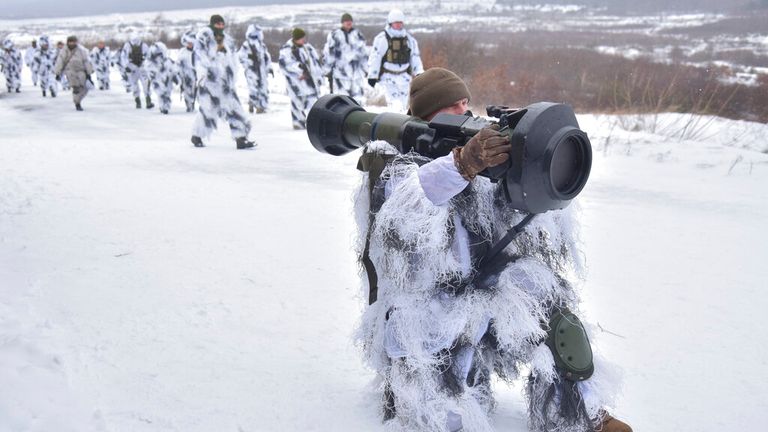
[408,68,471,120]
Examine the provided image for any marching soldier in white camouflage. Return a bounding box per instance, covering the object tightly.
[24,39,39,87]
[176,30,197,112]
[2,38,23,93]
[121,34,154,109]
[112,47,131,93]
[90,40,112,90]
[237,24,273,114]
[190,15,255,149]
[33,35,58,98]
[146,41,179,115]
[278,28,324,130]
[367,9,424,112]
[322,13,368,103]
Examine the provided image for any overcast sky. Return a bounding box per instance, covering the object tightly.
[1,0,357,19]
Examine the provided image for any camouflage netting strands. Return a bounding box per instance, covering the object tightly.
[353,142,622,431]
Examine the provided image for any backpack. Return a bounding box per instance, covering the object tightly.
[384,33,411,65]
[129,43,144,66]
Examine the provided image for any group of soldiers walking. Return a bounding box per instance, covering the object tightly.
[1,9,423,148]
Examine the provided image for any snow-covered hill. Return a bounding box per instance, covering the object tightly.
[1,64,767,431]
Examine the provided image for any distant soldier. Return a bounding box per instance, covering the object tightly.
[121,34,154,109]
[112,46,131,93]
[34,35,58,98]
[237,24,273,114]
[176,30,197,112]
[24,39,39,86]
[2,38,23,93]
[54,36,94,111]
[190,15,255,149]
[322,13,367,103]
[55,41,71,91]
[367,9,424,111]
[90,40,111,90]
[146,42,179,114]
[278,28,323,130]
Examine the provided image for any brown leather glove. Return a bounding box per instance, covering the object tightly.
[453,124,512,180]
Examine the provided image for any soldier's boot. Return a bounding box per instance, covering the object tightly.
[135,97,141,109]
[51,89,56,98]
[145,96,155,109]
[191,136,205,148]
[42,90,46,97]
[596,413,632,432]
[248,103,254,113]
[235,137,256,150]
[75,103,83,111]
[15,88,20,93]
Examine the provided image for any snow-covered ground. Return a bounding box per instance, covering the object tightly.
[2,64,768,432]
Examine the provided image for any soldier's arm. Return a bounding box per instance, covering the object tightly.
[367,34,387,79]
[409,35,424,75]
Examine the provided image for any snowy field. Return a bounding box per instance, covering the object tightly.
[2,65,768,431]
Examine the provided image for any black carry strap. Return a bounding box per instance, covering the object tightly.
[475,213,536,271]
[357,152,395,305]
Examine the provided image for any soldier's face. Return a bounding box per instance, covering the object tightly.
[390,22,404,30]
[427,98,470,121]
[214,22,225,31]
[294,37,306,46]
[98,42,105,49]
[342,20,353,30]
[187,42,194,49]
[67,41,77,49]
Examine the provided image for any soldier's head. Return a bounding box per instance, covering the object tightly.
[97,40,105,49]
[387,9,405,31]
[341,13,354,31]
[39,36,50,50]
[31,40,37,48]
[210,15,226,32]
[66,36,77,50]
[2,39,13,51]
[182,31,196,49]
[408,68,471,121]
[57,41,64,49]
[292,28,307,46]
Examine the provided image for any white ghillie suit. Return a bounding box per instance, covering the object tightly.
[322,26,368,103]
[278,39,323,129]
[146,42,178,114]
[237,24,272,113]
[176,31,197,112]
[90,45,112,90]
[192,27,251,141]
[354,143,620,432]
[112,48,131,93]
[121,37,152,99]
[24,43,38,86]
[367,27,423,111]
[33,36,58,97]
[2,39,23,92]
